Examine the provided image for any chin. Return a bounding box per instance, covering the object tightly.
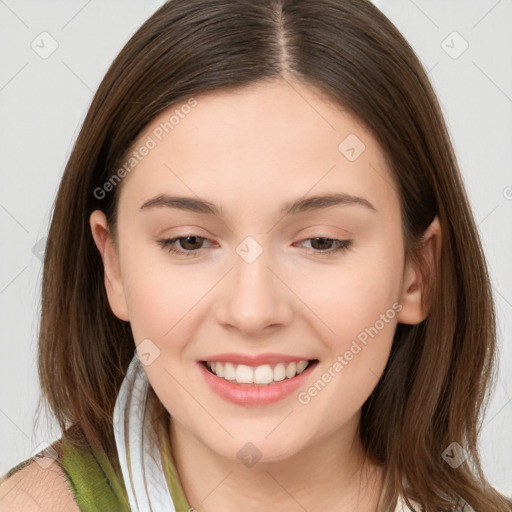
[203,431,307,465]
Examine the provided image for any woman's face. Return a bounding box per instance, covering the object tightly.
[91,79,431,463]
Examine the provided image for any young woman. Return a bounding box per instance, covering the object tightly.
[1,0,510,510]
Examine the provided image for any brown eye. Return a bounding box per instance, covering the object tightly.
[297,237,352,255]
[174,236,205,251]
[310,237,335,251]
[157,235,211,257]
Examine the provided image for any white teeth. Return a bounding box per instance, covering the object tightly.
[235,364,254,384]
[285,362,297,379]
[254,364,273,385]
[224,362,236,380]
[206,360,312,385]
[296,360,308,374]
[273,363,286,382]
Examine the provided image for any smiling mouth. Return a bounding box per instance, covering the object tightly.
[200,359,319,386]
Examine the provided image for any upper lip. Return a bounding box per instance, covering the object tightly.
[200,353,316,366]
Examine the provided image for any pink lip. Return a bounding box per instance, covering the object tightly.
[199,352,312,366]
[197,359,319,406]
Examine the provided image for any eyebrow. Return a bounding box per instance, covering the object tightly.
[139,192,377,217]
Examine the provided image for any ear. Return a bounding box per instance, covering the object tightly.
[396,215,441,325]
[89,210,130,321]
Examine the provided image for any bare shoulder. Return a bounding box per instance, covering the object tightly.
[0,457,80,512]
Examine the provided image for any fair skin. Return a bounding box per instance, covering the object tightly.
[0,455,79,512]
[88,78,441,512]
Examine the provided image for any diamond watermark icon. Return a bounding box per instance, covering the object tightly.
[31,441,58,469]
[31,31,59,59]
[236,236,263,264]
[31,236,47,262]
[338,133,366,162]
[237,442,262,468]
[441,31,469,60]
[136,338,161,366]
[441,441,468,468]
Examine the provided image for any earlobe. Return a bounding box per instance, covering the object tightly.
[396,216,442,325]
[89,210,130,321]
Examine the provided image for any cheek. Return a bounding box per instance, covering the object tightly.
[295,273,399,425]
[289,239,402,405]
[289,241,403,341]
[120,246,208,345]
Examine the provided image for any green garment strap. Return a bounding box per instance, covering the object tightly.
[58,438,131,512]
[157,423,192,512]
[60,431,192,512]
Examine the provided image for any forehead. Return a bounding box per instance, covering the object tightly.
[116,79,398,219]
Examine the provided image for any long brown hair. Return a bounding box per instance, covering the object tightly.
[35,0,511,510]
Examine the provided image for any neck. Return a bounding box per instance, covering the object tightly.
[168,414,384,512]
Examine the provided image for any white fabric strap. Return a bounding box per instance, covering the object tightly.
[113,352,176,511]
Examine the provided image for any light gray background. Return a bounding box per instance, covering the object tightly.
[1,0,511,496]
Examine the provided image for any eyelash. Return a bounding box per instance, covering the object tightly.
[157,235,353,258]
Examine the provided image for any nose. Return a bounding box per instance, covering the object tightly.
[214,240,293,337]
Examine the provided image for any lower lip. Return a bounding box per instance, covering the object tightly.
[197,360,319,406]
